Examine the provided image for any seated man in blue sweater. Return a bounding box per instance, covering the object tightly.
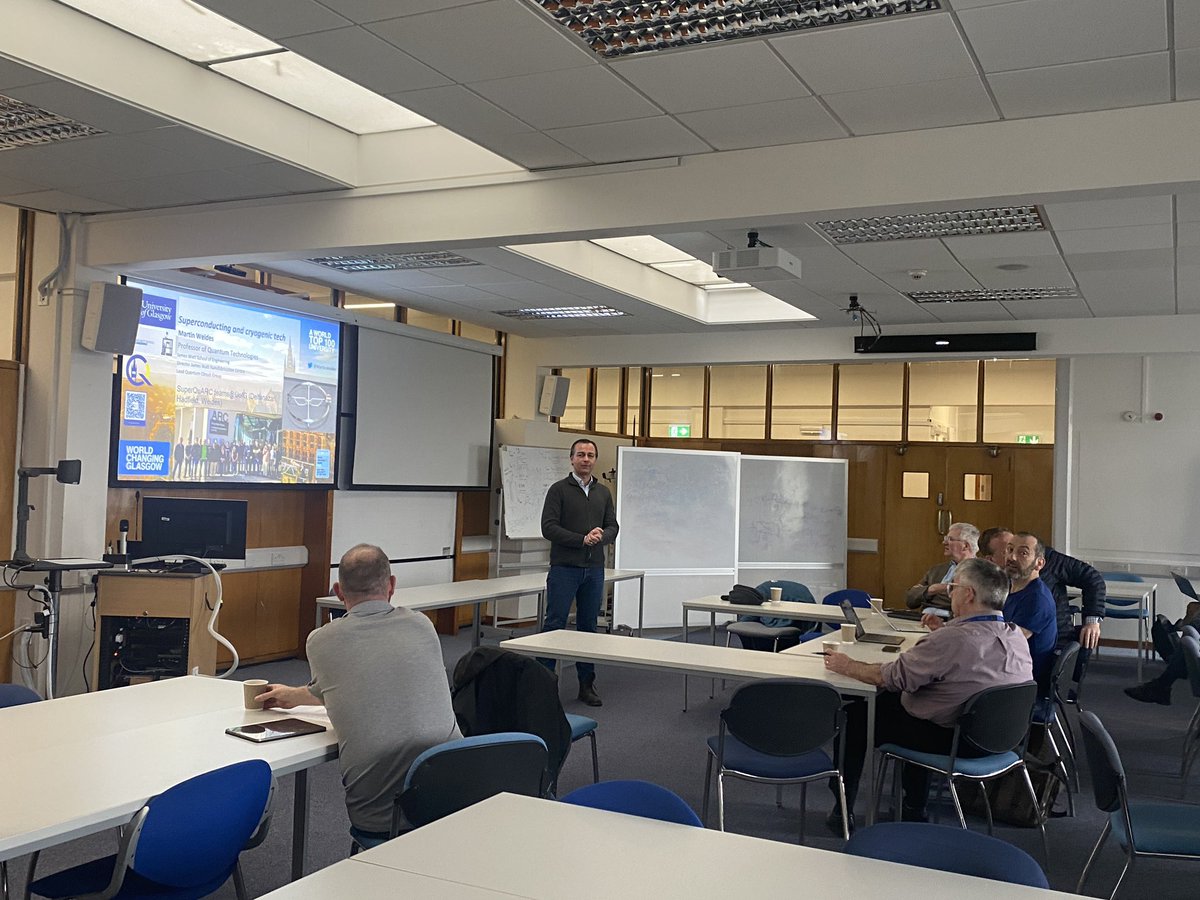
[1003,532,1058,685]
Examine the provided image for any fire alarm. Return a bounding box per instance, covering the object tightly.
[1121,411,1138,422]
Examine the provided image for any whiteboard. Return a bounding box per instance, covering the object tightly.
[738,455,847,565]
[615,446,739,571]
[330,491,456,563]
[499,444,571,540]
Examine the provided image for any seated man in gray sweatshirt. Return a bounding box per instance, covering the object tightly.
[257,543,461,848]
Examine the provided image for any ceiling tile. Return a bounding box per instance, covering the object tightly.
[0,189,120,214]
[943,231,1063,259]
[999,297,1093,320]
[545,117,711,164]
[987,52,1170,119]
[920,300,1013,322]
[0,172,42,194]
[610,41,809,114]
[957,0,1167,73]
[236,161,347,192]
[367,1,593,83]
[477,131,589,169]
[1176,47,1200,100]
[841,237,972,270]
[79,176,206,210]
[1073,266,1175,315]
[24,134,205,182]
[317,0,477,22]
[770,12,978,94]
[1175,0,1200,49]
[0,58,51,91]
[1043,196,1173,229]
[822,77,996,135]
[0,140,113,189]
[198,0,352,38]
[158,168,286,202]
[959,256,1075,289]
[676,97,846,150]
[470,67,660,130]
[283,26,451,94]
[1055,223,1173,254]
[386,85,533,138]
[5,81,170,134]
[946,0,1025,8]
[1064,247,1174,272]
[124,126,272,169]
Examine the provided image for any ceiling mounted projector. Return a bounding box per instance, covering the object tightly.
[712,246,802,281]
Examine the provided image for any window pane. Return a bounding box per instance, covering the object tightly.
[837,363,903,441]
[594,367,621,433]
[264,273,335,305]
[908,360,979,442]
[458,321,497,344]
[772,364,833,439]
[964,473,993,501]
[649,366,703,438]
[902,472,930,499]
[983,359,1056,444]
[405,309,453,334]
[558,367,589,429]
[624,368,643,436]
[709,365,766,439]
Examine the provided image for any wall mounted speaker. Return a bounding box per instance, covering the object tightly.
[82,282,143,355]
[538,375,571,418]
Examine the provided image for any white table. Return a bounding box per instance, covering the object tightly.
[681,595,846,647]
[315,568,646,643]
[1068,580,1157,680]
[349,792,1078,900]
[259,857,521,899]
[499,629,882,822]
[0,677,338,882]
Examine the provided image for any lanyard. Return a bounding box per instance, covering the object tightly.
[960,614,1005,624]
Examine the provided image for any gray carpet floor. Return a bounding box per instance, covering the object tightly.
[8,629,1198,898]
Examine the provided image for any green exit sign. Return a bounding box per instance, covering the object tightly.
[1016,434,1041,444]
[668,424,692,438]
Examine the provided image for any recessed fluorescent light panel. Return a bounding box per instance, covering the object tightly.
[496,305,628,320]
[0,94,102,149]
[532,0,941,58]
[817,206,1046,244]
[908,287,1077,303]
[54,0,431,135]
[343,301,398,309]
[309,252,482,272]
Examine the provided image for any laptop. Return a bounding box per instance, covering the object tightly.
[841,600,904,645]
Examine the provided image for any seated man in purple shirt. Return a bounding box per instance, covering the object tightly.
[825,558,1033,830]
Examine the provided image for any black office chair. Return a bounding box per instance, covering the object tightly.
[702,679,849,842]
[1180,635,1200,788]
[1033,641,1081,809]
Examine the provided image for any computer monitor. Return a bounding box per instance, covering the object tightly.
[139,497,248,560]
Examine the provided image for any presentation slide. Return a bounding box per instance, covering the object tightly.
[113,282,340,485]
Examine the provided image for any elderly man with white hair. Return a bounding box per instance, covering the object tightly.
[904,522,980,611]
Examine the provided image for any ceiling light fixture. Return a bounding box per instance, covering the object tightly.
[0,94,103,150]
[308,252,482,272]
[496,305,628,320]
[532,0,941,58]
[908,287,1077,303]
[816,206,1045,244]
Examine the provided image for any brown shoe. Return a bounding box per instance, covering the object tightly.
[578,683,602,707]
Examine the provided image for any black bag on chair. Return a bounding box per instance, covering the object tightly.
[723,584,766,606]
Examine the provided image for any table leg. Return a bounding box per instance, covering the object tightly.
[291,769,310,881]
[682,605,689,712]
[472,602,483,649]
[709,612,716,699]
[638,576,645,637]
[537,589,546,632]
[864,692,876,827]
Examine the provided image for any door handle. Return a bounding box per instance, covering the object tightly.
[936,509,947,535]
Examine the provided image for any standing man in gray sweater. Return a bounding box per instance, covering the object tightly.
[540,438,619,707]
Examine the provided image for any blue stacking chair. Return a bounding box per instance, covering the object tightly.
[874,681,1047,860]
[724,580,815,652]
[1180,635,1200,787]
[1078,711,1200,899]
[845,822,1049,888]
[562,780,702,827]
[1033,641,1081,811]
[1100,572,1149,665]
[702,680,849,842]
[797,588,872,643]
[28,759,273,900]
[1,684,41,900]
[565,713,601,783]
[391,733,549,841]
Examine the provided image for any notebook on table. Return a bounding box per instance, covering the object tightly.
[226,718,327,743]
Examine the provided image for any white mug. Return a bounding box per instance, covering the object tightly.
[769,586,783,603]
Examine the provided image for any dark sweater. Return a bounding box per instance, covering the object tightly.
[541,475,619,567]
[1041,547,1107,632]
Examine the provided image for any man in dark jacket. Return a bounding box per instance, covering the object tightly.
[540,439,619,706]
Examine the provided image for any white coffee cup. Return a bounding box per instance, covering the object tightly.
[869,598,885,613]
[822,639,841,655]
[839,623,857,643]
[242,679,268,710]
[769,586,783,604]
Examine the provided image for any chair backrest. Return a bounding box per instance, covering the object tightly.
[844,822,1049,888]
[1180,635,1200,700]
[132,759,273,888]
[1050,641,1081,700]
[0,684,41,707]
[822,589,871,608]
[754,580,815,604]
[1172,572,1200,602]
[721,679,842,756]
[561,780,702,827]
[399,732,548,829]
[956,681,1037,755]
[1078,711,1126,814]
[1101,571,1143,583]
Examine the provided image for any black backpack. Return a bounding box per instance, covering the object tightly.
[722,584,765,606]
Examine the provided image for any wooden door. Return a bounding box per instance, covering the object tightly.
[946,445,1016,542]
[883,445,949,607]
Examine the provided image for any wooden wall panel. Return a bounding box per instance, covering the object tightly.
[1011,446,1055,543]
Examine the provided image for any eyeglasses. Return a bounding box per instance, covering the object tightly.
[947,581,970,592]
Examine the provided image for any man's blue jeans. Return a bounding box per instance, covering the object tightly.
[541,564,604,685]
